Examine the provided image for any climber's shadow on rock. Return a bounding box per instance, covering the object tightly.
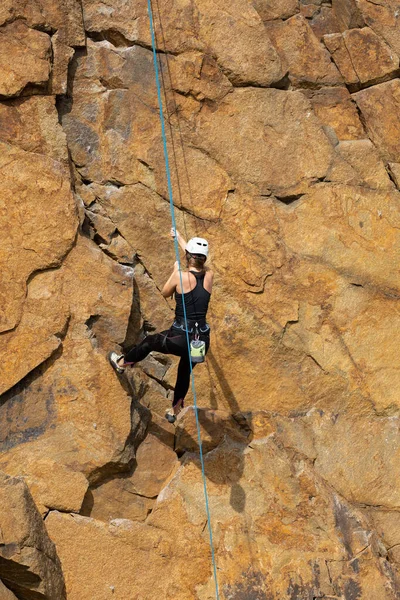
[149,349,252,513]
[206,349,252,513]
[181,411,252,514]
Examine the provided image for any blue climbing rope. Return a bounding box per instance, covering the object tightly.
[146,1,220,598]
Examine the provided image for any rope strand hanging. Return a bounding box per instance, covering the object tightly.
[146,1,220,598]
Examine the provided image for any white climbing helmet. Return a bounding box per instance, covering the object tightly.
[186,237,209,257]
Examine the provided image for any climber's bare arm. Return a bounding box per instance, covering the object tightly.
[161,262,179,298]
[170,228,187,252]
[204,269,214,294]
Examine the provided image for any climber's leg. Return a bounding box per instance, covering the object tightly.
[109,331,170,373]
[174,356,192,407]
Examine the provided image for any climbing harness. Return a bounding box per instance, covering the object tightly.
[146,1,219,597]
[172,319,208,362]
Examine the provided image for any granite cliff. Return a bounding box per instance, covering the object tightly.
[1,0,400,598]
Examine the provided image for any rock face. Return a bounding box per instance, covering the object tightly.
[324,27,399,88]
[265,15,343,87]
[0,21,51,97]
[0,472,66,599]
[2,0,400,597]
[46,429,399,599]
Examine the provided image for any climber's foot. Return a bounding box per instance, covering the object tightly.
[165,409,176,424]
[108,351,126,374]
[165,398,184,424]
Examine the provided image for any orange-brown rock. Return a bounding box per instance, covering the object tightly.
[1,226,131,396]
[0,270,69,396]
[82,424,177,522]
[0,472,66,599]
[354,79,400,163]
[81,183,187,288]
[0,335,148,513]
[197,88,334,196]
[82,0,284,87]
[252,0,299,21]
[163,51,232,104]
[130,263,173,332]
[389,162,400,189]
[306,87,365,140]
[0,0,85,94]
[50,33,75,95]
[61,235,134,345]
[0,581,18,600]
[330,139,394,189]
[61,40,233,219]
[195,0,285,86]
[306,5,341,40]
[323,33,359,85]
[324,27,399,87]
[275,184,400,411]
[332,0,365,31]
[0,21,51,97]
[46,436,398,599]
[358,0,400,56]
[0,142,77,334]
[367,510,400,565]
[175,407,251,454]
[81,0,171,50]
[277,183,400,293]
[0,96,69,162]
[3,0,400,596]
[265,14,342,87]
[0,0,85,46]
[264,409,400,510]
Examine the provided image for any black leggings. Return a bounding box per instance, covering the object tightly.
[124,327,210,406]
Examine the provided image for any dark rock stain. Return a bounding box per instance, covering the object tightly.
[223,570,273,600]
[350,558,360,574]
[333,498,357,558]
[344,578,362,600]
[0,358,59,451]
[287,579,316,600]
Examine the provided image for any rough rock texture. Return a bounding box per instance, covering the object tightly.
[354,79,400,163]
[357,0,400,56]
[2,0,400,597]
[81,415,177,522]
[0,581,18,600]
[265,15,343,87]
[324,27,399,89]
[0,142,77,338]
[175,406,252,454]
[46,429,399,599]
[305,86,365,140]
[0,472,66,599]
[197,88,334,196]
[0,0,85,94]
[0,21,51,98]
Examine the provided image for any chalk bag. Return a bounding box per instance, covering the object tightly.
[190,326,206,363]
[190,339,206,363]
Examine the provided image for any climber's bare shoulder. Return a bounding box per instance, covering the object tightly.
[204,269,213,294]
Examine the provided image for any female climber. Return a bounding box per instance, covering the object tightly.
[108,229,213,423]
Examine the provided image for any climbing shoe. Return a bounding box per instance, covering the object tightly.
[165,398,184,424]
[165,409,177,424]
[108,351,126,374]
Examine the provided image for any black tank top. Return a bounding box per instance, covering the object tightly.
[175,271,211,322]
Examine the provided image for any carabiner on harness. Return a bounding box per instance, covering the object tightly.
[190,322,206,364]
